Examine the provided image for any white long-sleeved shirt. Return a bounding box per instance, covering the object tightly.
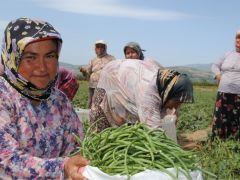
[212,51,240,94]
[86,54,115,88]
[97,59,166,129]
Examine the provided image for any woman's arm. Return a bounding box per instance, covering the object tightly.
[0,124,87,179]
[0,122,67,179]
[211,54,227,83]
[60,106,84,155]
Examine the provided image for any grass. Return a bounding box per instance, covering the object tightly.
[72,80,88,109]
[177,85,217,132]
[198,137,240,180]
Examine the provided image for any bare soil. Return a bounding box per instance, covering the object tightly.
[178,127,212,150]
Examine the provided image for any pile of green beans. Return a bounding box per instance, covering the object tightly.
[74,123,203,180]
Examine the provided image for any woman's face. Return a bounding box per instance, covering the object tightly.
[164,99,181,115]
[95,44,106,57]
[125,47,139,59]
[18,39,58,89]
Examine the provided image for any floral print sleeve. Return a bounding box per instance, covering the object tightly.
[0,78,84,179]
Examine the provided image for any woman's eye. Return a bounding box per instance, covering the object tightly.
[47,55,54,58]
[23,56,36,61]
[46,54,58,59]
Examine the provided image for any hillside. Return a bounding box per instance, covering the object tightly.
[59,61,216,84]
[59,61,81,74]
[168,65,215,84]
[183,63,212,72]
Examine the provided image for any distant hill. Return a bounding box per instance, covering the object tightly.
[59,61,215,84]
[168,65,214,84]
[183,63,212,72]
[59,61,81,74]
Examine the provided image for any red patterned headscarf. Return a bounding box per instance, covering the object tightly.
[55,67,79,101]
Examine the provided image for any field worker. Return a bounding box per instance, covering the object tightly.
[89,59,193,131]
[123,41,164,68]
[55,67,79,101]
[211,30,240,140]
[80,40,115,108]
[0,17,88,179]
[123,42,145,60]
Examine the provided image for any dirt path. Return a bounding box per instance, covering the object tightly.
[178,127,211,150]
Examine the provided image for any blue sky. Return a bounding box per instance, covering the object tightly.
[0,0,240,66]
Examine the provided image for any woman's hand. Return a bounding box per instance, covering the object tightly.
[64,155,89,180]
[80,67,89,78]
[79,67,85,73]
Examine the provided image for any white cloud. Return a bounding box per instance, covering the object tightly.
[31,0,193,21]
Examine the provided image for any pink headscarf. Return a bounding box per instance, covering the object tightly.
[55,67,79,101]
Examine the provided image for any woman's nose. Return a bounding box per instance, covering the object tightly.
[38,58,47,71]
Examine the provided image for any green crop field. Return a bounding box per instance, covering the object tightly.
[73,81,240,179]
[178,85,217,132]
[73,81,89,109]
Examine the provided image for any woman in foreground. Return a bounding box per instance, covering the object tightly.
[0,17,88,179]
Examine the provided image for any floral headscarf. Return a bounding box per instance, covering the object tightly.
[0,17,62,101]
[123,42,145,60]
[156,69,193,107]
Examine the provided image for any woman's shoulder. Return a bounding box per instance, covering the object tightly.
[49,88,77,120]
[39,88,73,116]
[222,50,236,58]
[105,54,115,60]
[0,76,8,88]
[0,77,21,114]
[144,58,164,68]
[51,87,70,102]
[0,77,17,98]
